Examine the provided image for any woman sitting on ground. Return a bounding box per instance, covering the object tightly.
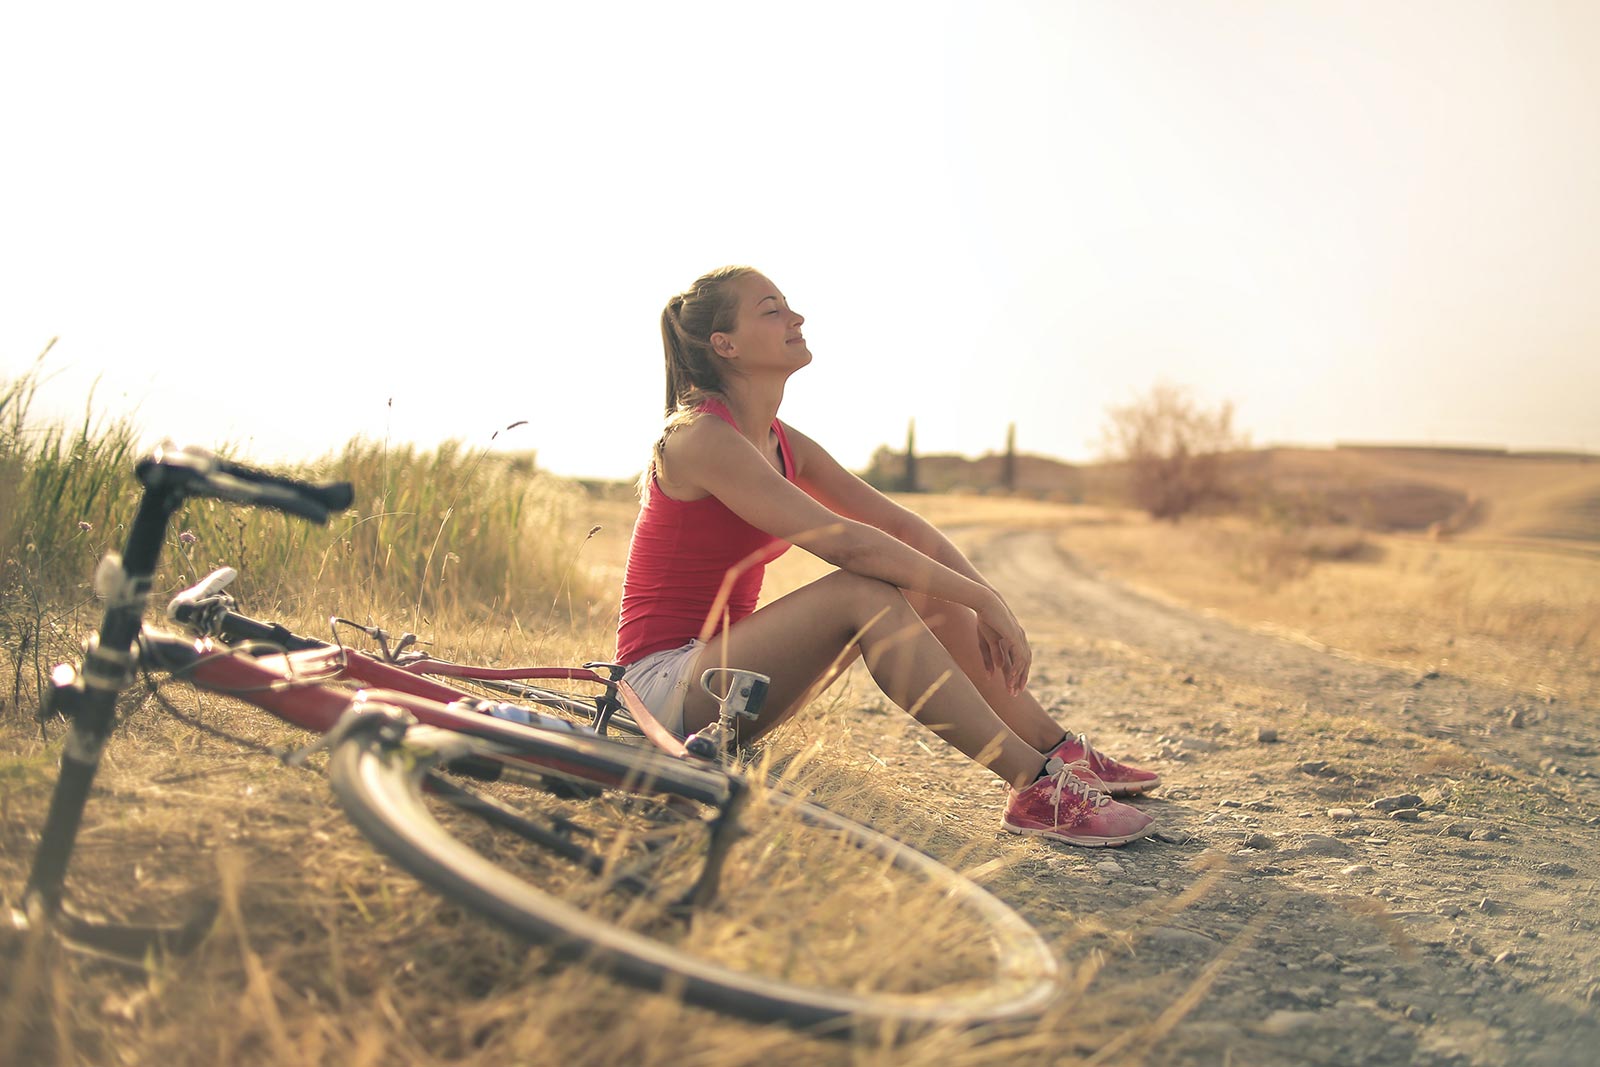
[616,265,1159,848]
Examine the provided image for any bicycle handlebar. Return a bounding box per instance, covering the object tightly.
[137,442,354,523]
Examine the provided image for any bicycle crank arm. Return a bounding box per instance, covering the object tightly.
[671,776,752,915]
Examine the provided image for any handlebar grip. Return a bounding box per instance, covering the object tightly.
[211,454,355,513]
[136,442,354,524]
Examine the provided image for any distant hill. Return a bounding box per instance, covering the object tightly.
[861,443,1600,549]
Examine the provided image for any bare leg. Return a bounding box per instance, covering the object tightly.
[680,571,1046,790]
[903,591,1068,751]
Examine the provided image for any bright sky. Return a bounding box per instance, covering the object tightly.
[4,1,1597,480]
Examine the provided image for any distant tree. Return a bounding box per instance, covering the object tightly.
[1001,422,1017,492]
[1099,384,1245,521]
[859,445,900,491]
[903,418,919,493]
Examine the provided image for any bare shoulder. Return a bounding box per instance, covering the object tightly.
[656,412,750,500]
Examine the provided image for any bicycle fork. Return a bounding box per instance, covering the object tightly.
[22,485,178,922]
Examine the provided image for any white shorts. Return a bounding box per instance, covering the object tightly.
[622,639,705,737]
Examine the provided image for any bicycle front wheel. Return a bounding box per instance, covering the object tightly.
[326,718,1060,1034]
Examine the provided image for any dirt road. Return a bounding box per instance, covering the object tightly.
[856,527,1600,1067]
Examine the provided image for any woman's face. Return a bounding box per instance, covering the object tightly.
[714,273,810,374]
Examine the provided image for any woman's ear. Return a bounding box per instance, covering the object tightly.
[710,331,736,360]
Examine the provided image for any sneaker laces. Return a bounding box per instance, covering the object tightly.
[1042,756,1111,811]
[1074,731,1119,773]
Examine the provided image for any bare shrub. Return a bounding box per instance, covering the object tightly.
[1099,384,1246,521]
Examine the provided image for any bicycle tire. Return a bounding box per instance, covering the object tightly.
[326,718,1061,1033]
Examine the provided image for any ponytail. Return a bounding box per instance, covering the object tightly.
[658,265,756,415]
[651,265,758,475]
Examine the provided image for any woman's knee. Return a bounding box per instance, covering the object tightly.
[819,570,914,629]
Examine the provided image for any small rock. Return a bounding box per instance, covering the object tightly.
[1299,760,1332,776]
[1181,674,1196,685]
[1506,707,1527,728]
[1494,950,1517,965]
[1257,726,1279,743]
[1390,808,1422,821]
[1297,834,1350,856]
[1095,860,1122,877]
[1371,793,1424,813]
[1147,927,1218,950]
[1533,861,1575,877]
[1242,832,1276,850]
[1220,798,1242,808]
[1342,864,1375,875]
[1469,827,1504,842]
[1311,951,1338,968]
[1327,807,1359,821]
[1478,898,1499,914]
[1257,1009,1321,1035]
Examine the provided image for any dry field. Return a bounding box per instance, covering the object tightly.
[4,449,1599,1067]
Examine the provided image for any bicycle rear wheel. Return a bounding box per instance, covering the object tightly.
[326,716,1060,1033]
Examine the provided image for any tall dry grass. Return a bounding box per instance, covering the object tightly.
[0,361,611,715]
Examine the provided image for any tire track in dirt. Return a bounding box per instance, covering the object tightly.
[939,527,1600,1067]
[975,528,1598,803]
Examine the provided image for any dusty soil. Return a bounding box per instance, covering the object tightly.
[843,525,1600,1066]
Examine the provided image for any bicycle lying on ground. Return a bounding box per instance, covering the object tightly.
[14,442,1061,1033]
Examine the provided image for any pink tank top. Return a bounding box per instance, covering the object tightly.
[616,399,796,664]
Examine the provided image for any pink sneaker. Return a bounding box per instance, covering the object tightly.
[1046,733,1161,796]
[1002,758,1155,847]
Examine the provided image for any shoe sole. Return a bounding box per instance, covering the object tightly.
[1000,819,1156,847]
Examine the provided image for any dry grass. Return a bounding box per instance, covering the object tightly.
[0,655,1085,1067]
[1053,514,1600,704]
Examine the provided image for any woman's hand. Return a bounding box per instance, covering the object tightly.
[974,590,1032,696]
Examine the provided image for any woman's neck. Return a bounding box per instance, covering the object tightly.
[717,379,786,443]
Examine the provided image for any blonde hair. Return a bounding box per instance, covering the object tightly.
[651,265,759,479]
[660,265,758,413]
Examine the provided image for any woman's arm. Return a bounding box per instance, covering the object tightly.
[664,417,1030,691]
[785,423,998,591]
